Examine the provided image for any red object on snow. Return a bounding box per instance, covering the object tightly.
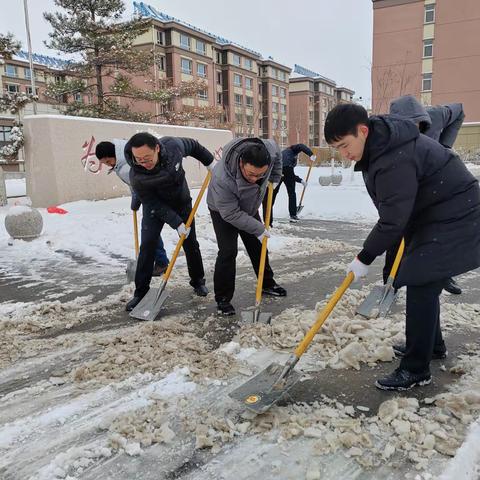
[47,206,68,214]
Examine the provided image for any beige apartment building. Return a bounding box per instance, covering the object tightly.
[372,0,480,121]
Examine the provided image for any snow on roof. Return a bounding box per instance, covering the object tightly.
[133,1,263,58]
[293,64,336,85]
[14,51,69,70]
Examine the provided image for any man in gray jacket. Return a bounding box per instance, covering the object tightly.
[207,138,286,316]
[95,139,169,275]
[389,95,465,295]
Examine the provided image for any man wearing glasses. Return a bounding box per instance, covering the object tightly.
[207,138,286,316]
[124,132,216,312]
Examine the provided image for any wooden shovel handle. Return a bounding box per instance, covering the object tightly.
[162,171,212,282]
[294,272,354,358]
[389,238,405,281]
[298,159,315,207]
[133,210,139,258]
[255,182,274,304]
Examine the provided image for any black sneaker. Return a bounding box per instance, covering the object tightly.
[443,277,462,295]
[262,284,287,297]
[217,301,236,316]
[152,263,168,277]
[126,296,143,312]
[375,368,431,391]
[393,344,448,360]
[289,215,299,223]
[193,284,209,297]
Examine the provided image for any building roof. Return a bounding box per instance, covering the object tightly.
[292,64,336,85]
[13,51,69,70]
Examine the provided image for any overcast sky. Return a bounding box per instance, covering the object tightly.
[1,0,373,106]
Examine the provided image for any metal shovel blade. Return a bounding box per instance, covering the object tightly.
[356,284,397,319]
[126,259,137,283]
[240,310,272,324]
[129,288,169,321]
[229,362,303,414]
[296,205,304,214]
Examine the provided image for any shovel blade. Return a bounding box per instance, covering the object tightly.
[296,205,304,214]
[229,362,302,414]
[240,310,272,324]
[126,259,137,283]
[356,285,397,319]
[129,288,169,321]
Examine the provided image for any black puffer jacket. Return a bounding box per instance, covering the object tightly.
[282,144,313,168]
[356,115,480,287]
[125,136,213,228]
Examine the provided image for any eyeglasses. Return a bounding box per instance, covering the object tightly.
[134,155,155,166]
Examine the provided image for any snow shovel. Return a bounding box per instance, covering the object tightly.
[356,239,405,319]
[126,210,140,283]
[296,156,315,214]
[130,172,212,321]
[230,272,354,414]
[241,182,274,324]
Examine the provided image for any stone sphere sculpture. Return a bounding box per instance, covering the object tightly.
[318,175,331,186]
[5,206,43,240]
[331,172,343,186]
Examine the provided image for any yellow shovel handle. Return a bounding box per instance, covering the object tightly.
[162,171,212,282]
[294,272,354,358]
[133,210,139,258]
[298,158,315,207]
[389,238,405,281]
[255,182,274,304]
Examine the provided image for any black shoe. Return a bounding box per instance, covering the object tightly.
[217,301,236,316]
[375,368,431,391]
[393,344,448,360]
[193,284,209,297]
[126,296,143,312]
[152,263,168,277]
[289,215,299,223]
[262,284,287,297]
[443,277,462,295]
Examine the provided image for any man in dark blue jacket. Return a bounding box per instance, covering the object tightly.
[124,132,216,312]
[325,103,480,391]
[389,95,466,294]
[266,143,315,223]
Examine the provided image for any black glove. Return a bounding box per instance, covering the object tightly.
[130,194,141,211]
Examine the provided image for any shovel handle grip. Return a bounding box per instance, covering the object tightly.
[293,272,354,358]
[389,238,405,281]
[133,210,139,258]
[162,171,212,283]
[255,182,274,303]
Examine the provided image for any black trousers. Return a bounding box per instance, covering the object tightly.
[135,202,205,297]
[210,209,275,303]
[400,279,447,373]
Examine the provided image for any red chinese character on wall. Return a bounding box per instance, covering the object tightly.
[81,136,103,174]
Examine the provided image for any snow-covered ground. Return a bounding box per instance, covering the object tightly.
[1,166,479,480]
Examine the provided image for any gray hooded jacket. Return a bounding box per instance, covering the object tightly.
[112,139,131,186]
[390,95,464,148]
[207,138,282,236]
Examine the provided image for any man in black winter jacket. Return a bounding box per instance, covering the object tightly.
[389,95,466,295]
[266,143,316,223]
[325,103,480,391]
[124,132,216,312]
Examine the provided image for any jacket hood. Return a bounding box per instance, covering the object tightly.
[355,115,420,170]
[390,95,432,127]
[112,139,128,171]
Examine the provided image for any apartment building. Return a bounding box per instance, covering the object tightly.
[288,65,354,147]
[372,0,480,120]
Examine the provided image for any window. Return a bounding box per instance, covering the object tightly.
[246,115,253,125]
[156,29,165,45]
[272,102,278,113]
[309,96,313,105]
[196,40,206,55]
[180,34,191,50]
[258,83,263,95]
[422,72,432,91]
[197,63,207,78]
[0,126,12,142]
[217,92,222,104]
[423,38,433,58]
[281,104,287,114]
[309,111,314,121]
[244,58,253,70]
[259,118,263,130]
[5,65,17,77]
[217,71,222,85]
[425,4,435,23]
[157,56,166,71]
[245,95,253,107]
[234,93,243,106]
[73,92,83,102]
[281,120,287,129]
[24,68,32,79]
[5,84,19,93]
[233,73,242,86]
[309,125,314,136]
[181,58,192,74]
[232,53,241,66]
[278,71,286,81]
[273,119,279,130]
[26,86,39,95]
[272,85,278,97]
[245,77,253,90]
[235,113,243,124]
[198,89,208,100]
[216,51,222,63]
[280,87,286,98]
